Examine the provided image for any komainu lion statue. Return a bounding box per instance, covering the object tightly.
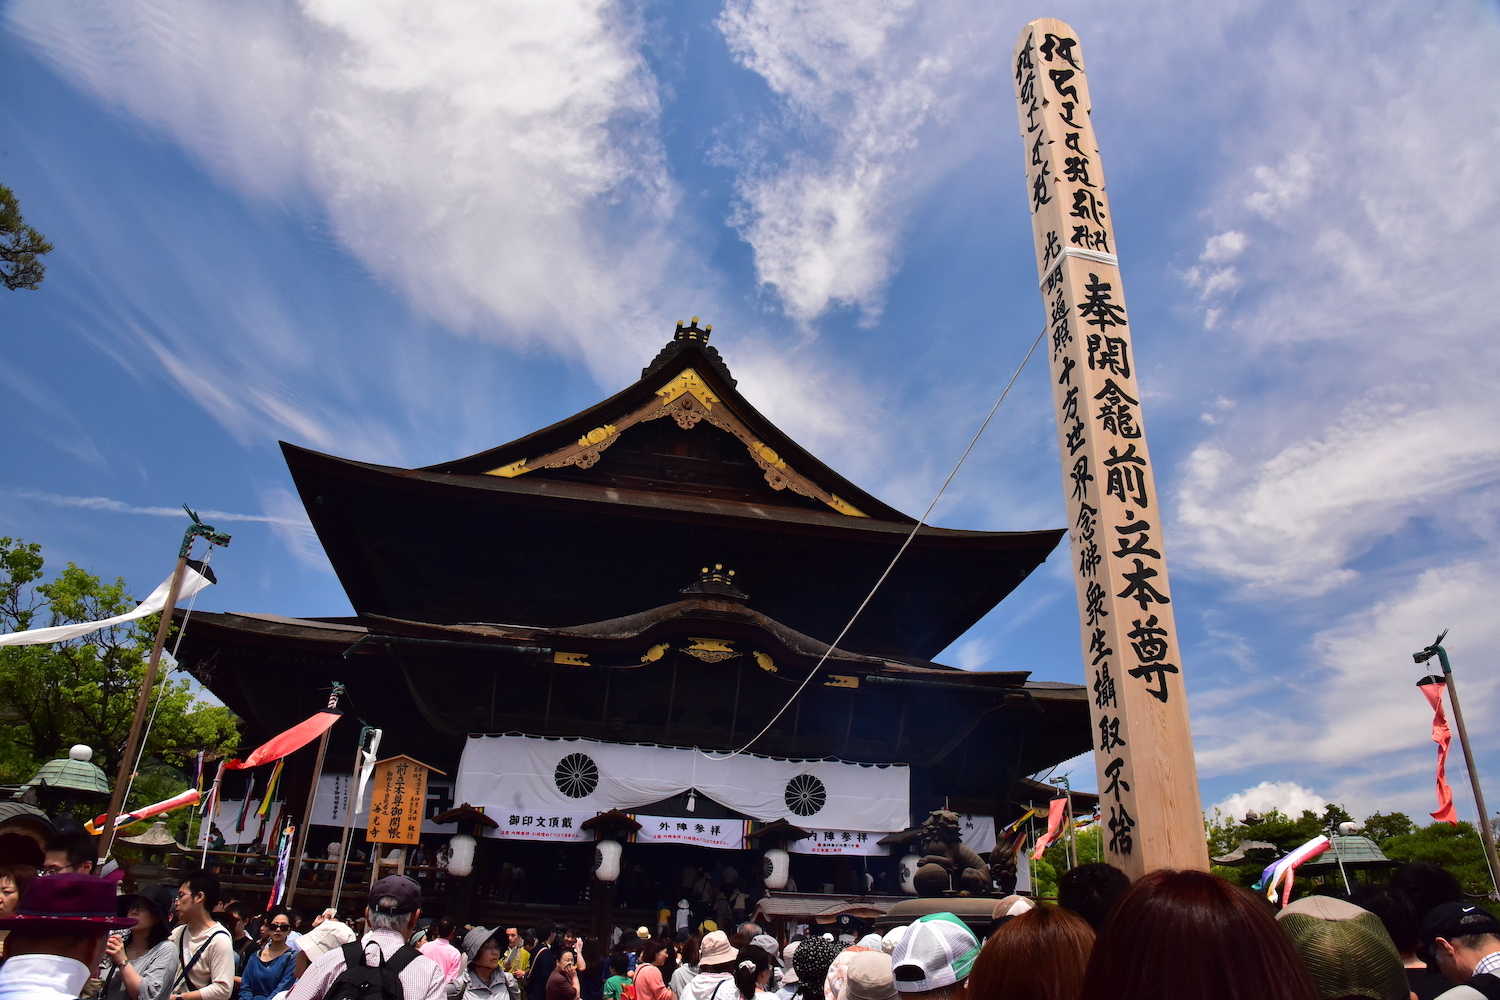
[912,810,991,896]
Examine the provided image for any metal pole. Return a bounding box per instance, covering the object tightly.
[1430,643,1500,899]
[284,684,343,906]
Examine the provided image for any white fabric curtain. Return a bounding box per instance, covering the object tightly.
[0,563,214,646]
[456,734,910,833]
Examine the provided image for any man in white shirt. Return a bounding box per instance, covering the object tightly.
[165,871,236,1000]
[0,873,137,1000]
[288,876,445,1000]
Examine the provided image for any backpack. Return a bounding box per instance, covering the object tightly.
[1466,973,1500,1000]
[325,941,423,1000]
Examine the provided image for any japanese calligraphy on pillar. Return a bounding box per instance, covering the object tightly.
[1012,18,1208,877]
[365,756,442,846]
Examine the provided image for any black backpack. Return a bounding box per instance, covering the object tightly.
[325,941,423,1000]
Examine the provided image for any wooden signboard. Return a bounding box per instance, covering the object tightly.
[365,756,443,846]
[1011,18,1208,877]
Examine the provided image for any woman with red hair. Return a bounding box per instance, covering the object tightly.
[967,902,1093,1000]
[1082,869,1319,1000]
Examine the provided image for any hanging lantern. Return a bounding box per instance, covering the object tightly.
[594,838,622,882]
[447,833,476,877]
[898,853,921,894]
[762,848,789,890]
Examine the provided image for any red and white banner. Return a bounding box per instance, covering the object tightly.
[788,829,888,856]
[633,815,747,850]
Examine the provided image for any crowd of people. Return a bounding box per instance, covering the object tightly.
[1,831,1499,1000]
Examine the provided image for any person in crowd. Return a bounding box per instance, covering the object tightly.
[41,832,96,876]
[216,902,256,980]
[0,864,36,946]
[658,905,672,941]
[603,955,631,1000]
[505,928,533,987]
[774,943,800,1000]
[634,940,674,1000]
[420,919,466,998]
[1274,895,1409,1000]
[103,885,176,1000]
[985,896,1036,940]
[464,927,523,1000]
[239,909,297,1000]
[825,937,879,1000]
[967,902,1093,1000]
[1080,868,1319,1000]
[879,931,904,958]
[1056,865,1130,933]
[791,940,838,1000]
[529,922,562,1000]
[670,936,701,998]
[288,876,445,1000]
[890,913,978,1000]
[836,953,894,1000]
[1422,902,1500,997]
[295,909,359,977]
[165,870,236,1000]
[749,938,779,991]
[0,873,135,1000]
[731,945,777,1000]
[579,938,607,1000]
[1352,884,1452,1000]
[676,903,693,938]
[1393,864,1465,929]
[548,950,580,1000]
[736,927,762,942]
[683,931,738,1000]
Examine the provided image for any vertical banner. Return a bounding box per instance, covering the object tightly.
[1012,19,1208,876]
[366,756,436,846]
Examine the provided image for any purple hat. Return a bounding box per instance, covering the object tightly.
[0,873,137,932]
[370,875,422,915]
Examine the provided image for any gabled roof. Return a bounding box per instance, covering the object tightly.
[422,321,910,522]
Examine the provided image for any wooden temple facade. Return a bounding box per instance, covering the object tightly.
[177,322,1090,924]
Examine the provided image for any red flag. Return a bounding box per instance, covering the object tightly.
[1420,681,1459,825]
[1032,797,1069,859]
[223,711,340,770]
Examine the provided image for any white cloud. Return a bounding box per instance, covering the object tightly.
[951,637,993,671]
[1201,231,1248,263]
[11,489,303,526]
[7,0,687,380]
[256,486,329,571]
[717,0,975,325]
[1245,152,1316,219]
[1211,781,1327,822]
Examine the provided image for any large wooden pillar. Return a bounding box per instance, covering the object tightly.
[1011,18,1208,877]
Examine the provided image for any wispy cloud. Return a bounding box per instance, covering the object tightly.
[12,489,304,525]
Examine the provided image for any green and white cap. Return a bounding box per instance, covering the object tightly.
[890,913,979,993]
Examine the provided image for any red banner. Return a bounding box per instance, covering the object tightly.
[1419,682,1458,825]
[224,711,340,770]
[1032,797,1068,860]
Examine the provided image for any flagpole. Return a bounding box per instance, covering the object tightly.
[1415,635,1500,899]
[284,683,344,906]
[99,508,230,864]
[329,726,372,915]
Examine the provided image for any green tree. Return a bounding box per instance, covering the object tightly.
[1363,811,1417,844]
[0,538,240,810]
[0,184,53,290]
[1380,820,1495,900]
[1204,804,1356,889]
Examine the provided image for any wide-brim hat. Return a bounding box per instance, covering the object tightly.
[464,926,504,962]
[700,930,736,965]
[0,873,137,932]
[840,952,897,1000]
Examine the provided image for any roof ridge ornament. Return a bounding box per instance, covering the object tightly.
[680,563,749,601]
[643,317,737,386]
[675,317,712,342]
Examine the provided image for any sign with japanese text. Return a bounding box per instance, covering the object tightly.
[632,815,747,850]
[788,829,889,856]
[488,809,595,842]
[365,756,435,845]
[314,774,455,833]
[1012,18,1208,877]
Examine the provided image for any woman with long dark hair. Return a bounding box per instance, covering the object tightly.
[1081,869,1320,1000]
[968,903,1093,1000]
[103,885,175,1000]
[730,946,775,1000]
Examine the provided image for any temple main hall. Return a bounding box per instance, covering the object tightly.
[178,321,1092,926]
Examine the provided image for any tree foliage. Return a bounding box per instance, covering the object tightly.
[1381,820,1495,900]
[0,184,53,291]
[0,538,240,808]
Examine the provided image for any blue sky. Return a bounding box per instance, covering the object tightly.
[4,0,1500,824]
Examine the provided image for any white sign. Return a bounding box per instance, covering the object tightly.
[788,830,889,856]
[488,809,595,842]
[958,814,996,853]
[312,774,456,833]
[633,815,747,850]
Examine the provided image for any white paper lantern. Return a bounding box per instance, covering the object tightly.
[762,848,789,890]
[594,838,622,882]
[898,853,920,895]
[447,834,476,877]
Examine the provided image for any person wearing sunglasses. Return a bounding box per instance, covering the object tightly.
[239,910,297,1000]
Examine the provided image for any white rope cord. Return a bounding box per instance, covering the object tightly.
[704,326,1048,761]
[116,544,213,821]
